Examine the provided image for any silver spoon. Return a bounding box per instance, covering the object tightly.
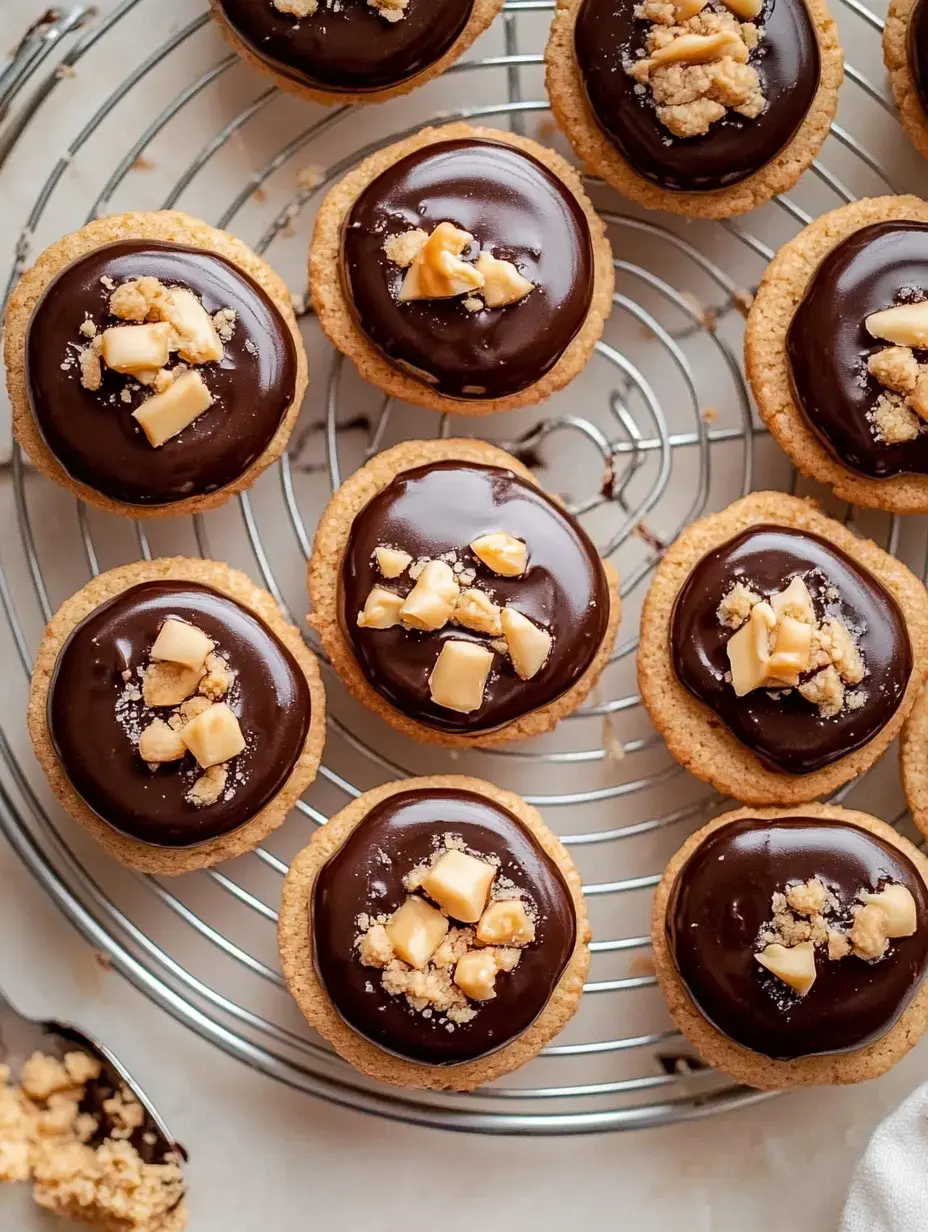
[0,987,186,1171]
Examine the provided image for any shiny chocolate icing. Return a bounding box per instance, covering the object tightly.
[47,581,311,848]
[216,0,473,94]
[787,221,928,479]
[26,240,298,506]
[341,138,594,400]
[341,460,611,734]
[668,817,928,1059]
[670,525,911,774]
[909,0,928,115]
[574,0,820,193]
[312,787,577,1065]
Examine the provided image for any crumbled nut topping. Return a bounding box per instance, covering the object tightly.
[358,534,553,714]
[863,297,928,444]
[355,833,538,1029]
[115,616,246,808]
[65,275,236,450]
[626,0,766,140]
[754,875,919,1001]
[717,572,868,720]
[272,0,408,22]
[383,222,534,310]
[0,1052,186,1230]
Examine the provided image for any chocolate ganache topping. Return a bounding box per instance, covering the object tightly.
[341,139,594,400]
[908,0,928,116]
[668,818,928,1059]
[341,460,611,734]
[217,0,474,94]
[574,0,820,193]
[312,788,577,1065]
[671,525,911,774]
[788,221,928,479]
[26,240,298,506]
[47,581,311,847]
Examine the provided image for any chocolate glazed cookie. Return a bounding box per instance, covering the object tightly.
[278,775,591,1090]
[788,221,928,479]
[26,242,298,507]
[652,805,928,1088]
[341,139,594,401]
[671,525,911,774]
[574,0,819,193]
[884,0,928,160]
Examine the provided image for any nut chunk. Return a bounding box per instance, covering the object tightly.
[474,252,534,308]
[398,222,484,302]
[357,586,404,630]
[101,322,172,375]
[454,950,500,1001]
[385,896,449,969]
[138,718,186,764]
[755,940,817,995]
[428,640,494,713]
[866,302,928,348]
[476,899,535,946]
[859,883,918,939]
[132,369,213,448]
[150,617,214,671]
[470,530,527,577]
[180,701,245,769]
[142,661,203,707]
[422,850,496,922]
[400,560,459,631]
[500,607,552,680]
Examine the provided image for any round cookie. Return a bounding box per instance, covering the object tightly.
[210,0,503,106]
[27,558,326,875]
[637,491,928,804]
[3,210,307,519]
[884,0,928,160]
[745,195,928,513]
[308,437,621,747]
[901,686,928,842]
[652,803,928,1088]
[309,122,614,415]
[278,774,591,1090]
[544,0,843,219]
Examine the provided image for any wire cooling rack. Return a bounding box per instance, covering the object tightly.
[0,0,927,1135]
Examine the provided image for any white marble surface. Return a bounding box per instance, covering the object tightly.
[1,1,927,1229]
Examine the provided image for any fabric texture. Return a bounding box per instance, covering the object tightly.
[841,1083,928,1231]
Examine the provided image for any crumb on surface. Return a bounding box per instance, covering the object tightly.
[383,229,428,268]
[716,581,760,629]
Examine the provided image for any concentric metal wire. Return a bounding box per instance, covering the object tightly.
[0,0,921,1133]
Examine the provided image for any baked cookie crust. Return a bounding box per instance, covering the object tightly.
[308,122,614,416]
[278,773,591,1090]
[27,557,326,875]
[307,437,621,747]
[652,803,928,1089]
[745,195,928,513]
[543,0,843,220]
[901,686,928,841]
[3,210,307,520]
[637,491,928,804]
[210,0,504,106]
[884,0,928,160]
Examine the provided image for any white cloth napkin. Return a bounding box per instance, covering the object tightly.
[841,1083,928,1231]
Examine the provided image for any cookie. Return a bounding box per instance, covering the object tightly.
[27,558,326,875]
[745,195,928,513]
[308,437,621,747]
[278,774,591,1090]
[901,687,928,842]
[3,210,307,519]
[308,122,614,415]
[884,0,928,160]
[210,0,502,105]
[653,803,928,1088]
[638,491,928,804]
[544,0,843,219]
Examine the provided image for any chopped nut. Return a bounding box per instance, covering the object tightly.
[100,322,172,375]
[785,878,828,917]
[859,883,917,939]
[274,0,319,14]
[422,849,496,923]
[158,287,224,364]
[828,929,851,961]
[150,617,214,671]
[142,661,203,707]
[674,0,708,15]
[717,582,760,629]
[868,346,919,394]
[198,651,233,700]
[383,229,428,268]
[132,369,214,448]
[649,30,748,66]
[727,600,775,696]
[78,336,104,391]
[400,560,460,631]
[385,896,449,969]
[720,0,761,16]
[474,252,534,308]
[357,586,404,630]
[177,695,211,723]
[755,940,817,995]
[866,302,928,349]
[470,530,527,577]
[476,899,535,946]
[137,718,186,763]
[358,923,395,967]
[180,701,245,769]
[871,392,921,443]
[849,902,889,960]
[454,950,499,1001]
[453,588,503,636]
[398,222,484,302]
[820,617,865,685]
[771,576,815,625]
[798,664,845,718]
[186,764,227,807]
[212,307,237,342]
[109,276,163,322]
[428,640,494,713]
[374,546,412,578]
[500,607,552,680]
[765,614,812,686]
